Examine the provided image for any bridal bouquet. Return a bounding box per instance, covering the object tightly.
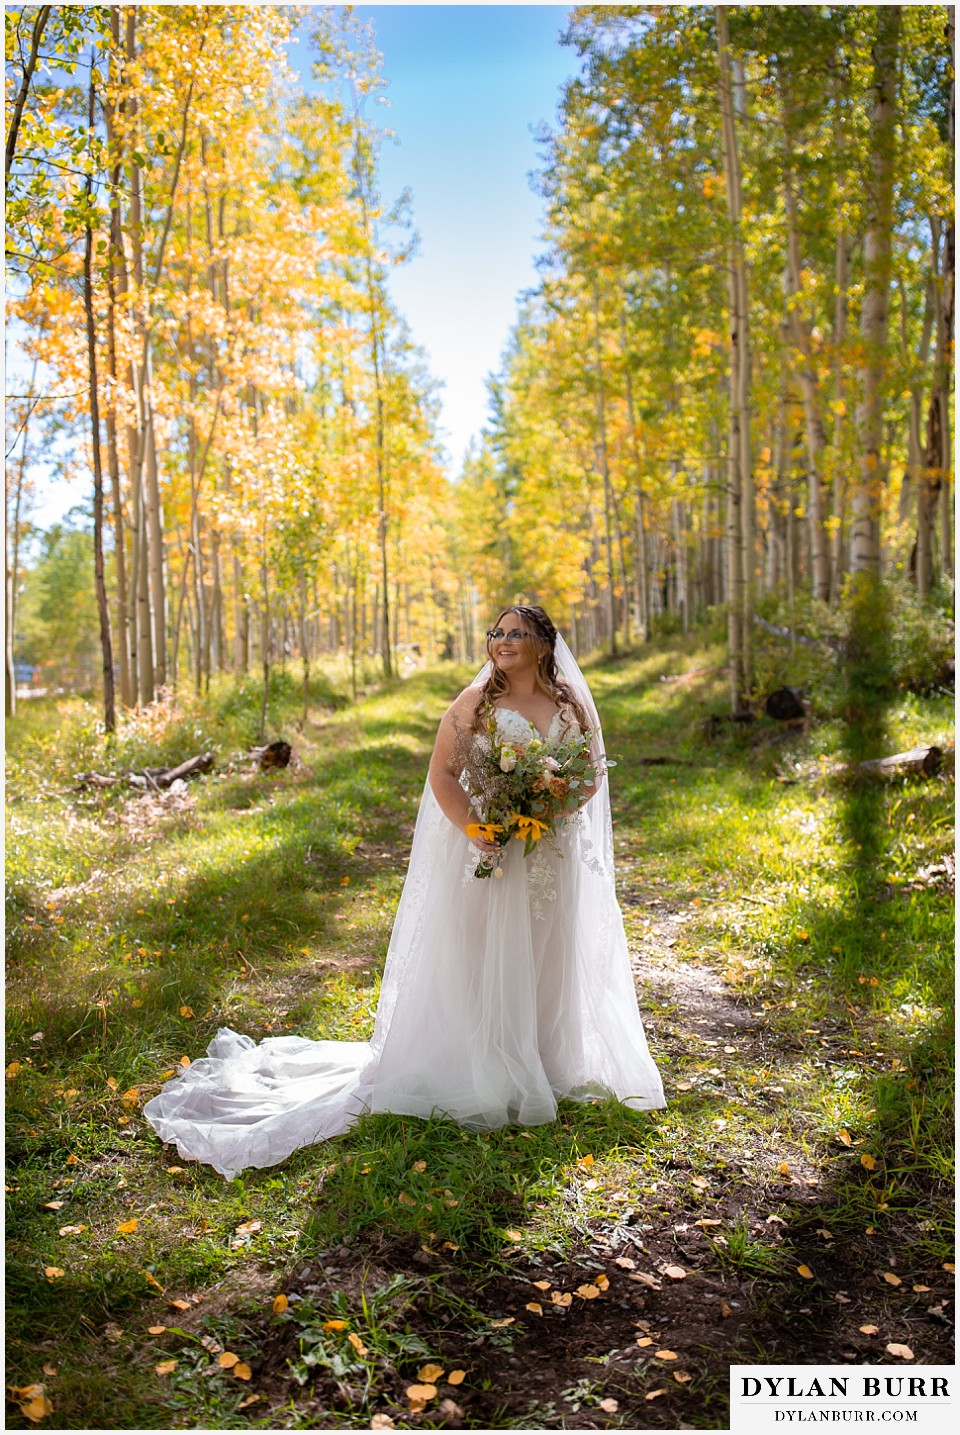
[458,706,603,879]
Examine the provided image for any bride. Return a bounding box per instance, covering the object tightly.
[144,605,665,1181]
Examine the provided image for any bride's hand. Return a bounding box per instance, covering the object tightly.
[469,832,500,853]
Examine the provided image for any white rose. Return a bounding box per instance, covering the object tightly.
[499,751,517,772]
[544,757,560,772]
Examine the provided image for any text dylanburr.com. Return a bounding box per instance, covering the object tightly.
[729,1367,954,1433]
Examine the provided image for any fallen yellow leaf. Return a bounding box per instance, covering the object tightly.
[179,1006,194,1019]
[489,1317,514,1327]
[882,1272,902,1286]
[674,1370,692,1383]
[595,1273,610,1290]
[575,1283,600,1299]
[860,1153,877,1171]
[636,1336,654,1347]
[148,1325,167,1335]
[912,1284,931,1293]
[646,1387,667,1400]
[615,1256,636,1270]
[348,1332,368,1356]
[233,1362,252,1380]
[406,1383,437,1401]
[155,1360,177,1376]
[417,1364,444,1383]
[837,1129,852,1146]
[272,1294,289,1314]
[44,1201,64,1211]
[233,1219,261,1236]
[655,1349,678,1361]
[886,1343,914,1361]
[797,1265,814,1280]
[551,1291,572,1307]
[117,1218,138,1234]
[6,1061,21,1079]
[411,1159,427,1172]
[448,1370,466,1386]
[58,1224,86,1236]
[238,1394,261,1409]
[397,1192,416,1207]
[219,1352,239,1369]
[504,1229,523,1242]
[532,1279,552,1291]
[663,1265,687,1280]
[525,1301,543,1315]
[859,1324,879,1335]
[43,1267,65,1280]
[598,1397,619,1412]
[168,1299,190,1311]
[65,1154,79,1165]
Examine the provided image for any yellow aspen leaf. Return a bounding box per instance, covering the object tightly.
[142,1271,164,1291]
[674,1371,693,1384]
[417,1365,445,1383]
[595,1274,610,1290]
[323,1319,348,1332]
[885,1343,914,1360]
[44,1267,65,1280]
[676,1081,692,1091]
[121,1089,139,1107]
[817,1228,834,1240]
[663,1265,687,1280]
[41,1365,57,1377]
[778,1162,791,1175]
[504,1229,523,1241]
[636,1337,654,1347]
[615,1256,636,1270]
[448,1370,466,1386]
[148,1325,167,1335]
[489,1317,514,1327]
[10,1384,53,1423]
[860,1154,877,1171]
[165,1167,185,1174]
[882,1272,902,1286]
[179,1057,191,1068]
[233,1219,261,1236]
[179,1006,193,1019]
[44,1201,64,1210]
[720,1300,733,1317]
[912,1284,931,1293]
[117,1218,138,1234]
[168,1299,190,1311]
[575,1283,600,1299]
[65,1154,79,1165]
[797,1265,814,1280]
[525,1302,543,1315]
[551,1291,572,1307]
[411,1159,427,1172]
[6,1061,22,1078]
[341,877,350,886]
[406,1383,437,1401]
[272,1294,289,1314]
[655,1349,678,1361]
[59,1224,87,1236]
[837,1129,852,1146]
[348,1333,368,1356]
[598,1397,619,1412]
[233,1363,252,1381]
[397,1192,416,1207]
[219,1353,239,1369]
[645,1388,667,1400]
[860,1324,879,1335]
[532,1279,552,1290]
[155,1360,177,1376]
[238,1395,262,1410]
[943,1262,954,1272]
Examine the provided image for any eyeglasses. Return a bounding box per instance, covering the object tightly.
[486,628,529,642]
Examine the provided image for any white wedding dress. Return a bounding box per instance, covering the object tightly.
[144,692,665,1182]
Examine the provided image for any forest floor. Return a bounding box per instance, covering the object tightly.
[5,631,955,1431]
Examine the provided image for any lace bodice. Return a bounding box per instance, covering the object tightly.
[491,705,575,747]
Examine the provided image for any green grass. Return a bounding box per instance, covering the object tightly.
[5,629,954,1429]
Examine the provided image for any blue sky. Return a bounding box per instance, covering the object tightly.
[313,3,575,475]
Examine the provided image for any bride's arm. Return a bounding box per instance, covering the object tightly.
[428,689,499,850]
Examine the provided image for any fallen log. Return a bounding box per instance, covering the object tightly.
[857,745,946,778]
[143,752,215,787]
[76,751,214,791]
[753,614,841,652]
